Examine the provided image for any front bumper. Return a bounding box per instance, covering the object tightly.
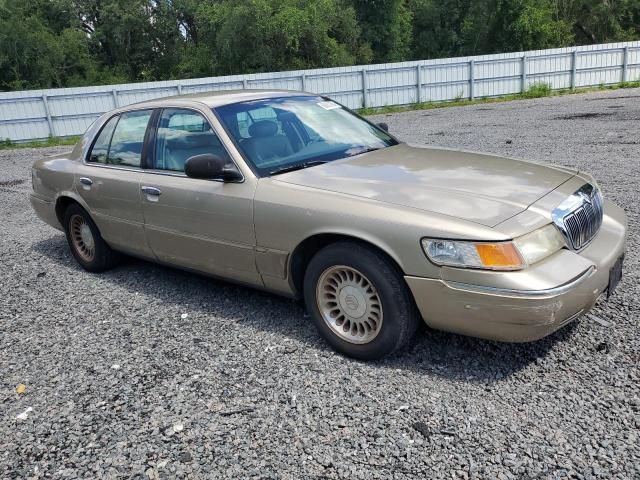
[406,200,627,342]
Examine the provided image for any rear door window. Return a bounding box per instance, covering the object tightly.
[107,110,153,168]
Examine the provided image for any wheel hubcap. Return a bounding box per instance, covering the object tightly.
[316,266,383,344]
[70,214,95,262]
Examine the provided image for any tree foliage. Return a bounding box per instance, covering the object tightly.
[1,0,639,91]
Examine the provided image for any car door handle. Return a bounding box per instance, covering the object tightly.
[141,186,162,196]
[79,177,93,190]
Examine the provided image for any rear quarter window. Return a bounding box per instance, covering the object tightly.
[88,116,118,164]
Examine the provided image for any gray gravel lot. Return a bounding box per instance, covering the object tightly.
[1,89,639,479]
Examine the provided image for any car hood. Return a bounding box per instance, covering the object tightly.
[273,143,577,227]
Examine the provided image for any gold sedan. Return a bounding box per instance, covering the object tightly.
[30,90,627,359]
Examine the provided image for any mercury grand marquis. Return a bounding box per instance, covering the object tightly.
[30,90,627,359]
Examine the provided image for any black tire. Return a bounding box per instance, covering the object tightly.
[303,241,420,360]
[63,203,121,272]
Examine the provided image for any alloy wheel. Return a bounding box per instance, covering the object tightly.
[316,265,383,344]
[69,214,96,262]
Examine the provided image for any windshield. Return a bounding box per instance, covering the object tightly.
[214,96,397,176]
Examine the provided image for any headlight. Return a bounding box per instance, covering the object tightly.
[421,239,524,270]
[422,224,566,271]
[513,223,565,265]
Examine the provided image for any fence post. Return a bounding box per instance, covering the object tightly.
[571,50,578,89]
[177,83,183,95]
[469,60,475,100]
[242,78,248,89]
[41,94,55,137]
[301,73,307,91]
[416,64,422,104]
[521,55,528,93]
[361,69,369,108]
[112,89,119,108]
[622,46,629,83]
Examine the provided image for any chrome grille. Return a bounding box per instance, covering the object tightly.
[552,184,604,251]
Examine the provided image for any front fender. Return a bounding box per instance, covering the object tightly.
[254,179,506,279]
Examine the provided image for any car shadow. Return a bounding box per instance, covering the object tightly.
[31,234,576,383]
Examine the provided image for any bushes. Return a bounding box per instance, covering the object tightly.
[523,83,552,98]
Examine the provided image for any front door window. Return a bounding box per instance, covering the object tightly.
[154,109,230,172]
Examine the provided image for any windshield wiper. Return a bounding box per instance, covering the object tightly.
[345,146,382,157]
[269,160,328,176]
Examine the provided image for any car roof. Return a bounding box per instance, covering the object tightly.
[133,89,314,109]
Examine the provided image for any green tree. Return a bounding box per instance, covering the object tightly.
[410,0,572,59]
[1,0,639,91]
[555,0,640,44]
[194,0,369,75]
[459,0,572,54]
[71,0,168,81]
[409,0,472,58]
[0,0,102,90]
[353,0,412,62]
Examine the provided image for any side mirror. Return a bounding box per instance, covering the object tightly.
[377,122,389,132]
[184,154,242,181]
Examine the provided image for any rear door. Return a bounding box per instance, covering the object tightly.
[139,107,260,285]
[74,109,154,258]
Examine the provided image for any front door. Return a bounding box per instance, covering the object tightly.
[74,109,154,258]
[139,107,260,285]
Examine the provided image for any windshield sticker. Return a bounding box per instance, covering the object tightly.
[317,101,341,110]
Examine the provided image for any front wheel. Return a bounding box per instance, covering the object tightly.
[303,242,420,360]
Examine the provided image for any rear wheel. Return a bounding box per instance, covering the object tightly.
[63,203,120,272]
[303,241,420,360]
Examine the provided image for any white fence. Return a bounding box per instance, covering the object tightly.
[1,41,639,142]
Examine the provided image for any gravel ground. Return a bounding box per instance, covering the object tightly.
[1,89,639,479]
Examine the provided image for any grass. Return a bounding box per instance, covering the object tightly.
[0,135,79,151]
[358,79,640,116]
[521,82,552,98]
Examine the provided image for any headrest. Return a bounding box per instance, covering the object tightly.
[163,130,220,148]
[249,120,278,138]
